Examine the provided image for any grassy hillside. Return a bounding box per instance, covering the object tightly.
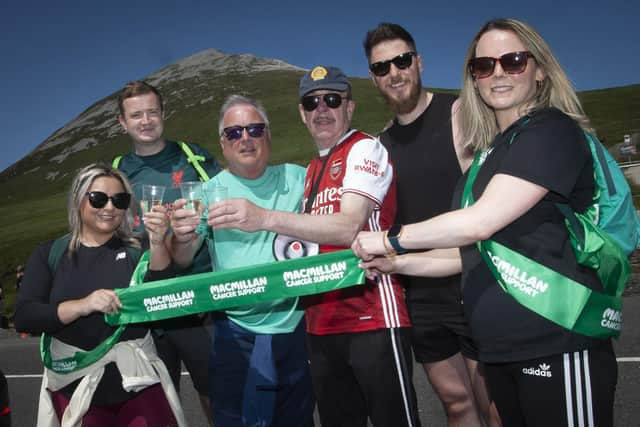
[580,85,640,156]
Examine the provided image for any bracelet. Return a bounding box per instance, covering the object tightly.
[382,231,396,256]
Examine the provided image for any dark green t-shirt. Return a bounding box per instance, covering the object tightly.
[117,140,222,274]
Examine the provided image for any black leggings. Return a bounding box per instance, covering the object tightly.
[484,342,617,427]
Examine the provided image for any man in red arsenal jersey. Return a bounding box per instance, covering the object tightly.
[208,66,420,427]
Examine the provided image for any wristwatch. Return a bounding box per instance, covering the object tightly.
[387,224,408,255]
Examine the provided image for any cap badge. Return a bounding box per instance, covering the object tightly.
[310,66,328,81]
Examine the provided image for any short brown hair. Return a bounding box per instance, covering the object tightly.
[363,23,417,61]
[117,81,163,116]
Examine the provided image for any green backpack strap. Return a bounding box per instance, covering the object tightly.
[112,156,122,169]
[178,141,210,182]
[48,234,72,272]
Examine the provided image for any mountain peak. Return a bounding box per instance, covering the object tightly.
[15,49,305,163]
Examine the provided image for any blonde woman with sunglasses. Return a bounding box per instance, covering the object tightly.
[15,163,186,426]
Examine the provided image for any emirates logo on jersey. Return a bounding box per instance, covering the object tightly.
[329,158,343,180]
[172,170,184,188]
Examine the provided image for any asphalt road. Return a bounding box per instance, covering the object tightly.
[2,294,639,426]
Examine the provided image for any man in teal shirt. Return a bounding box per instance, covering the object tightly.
[170,95,314,426]
[116,80,220,425]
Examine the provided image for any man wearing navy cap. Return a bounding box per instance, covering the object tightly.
[206,66,420,427]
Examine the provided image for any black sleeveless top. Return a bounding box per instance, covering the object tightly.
[380,93,463,309]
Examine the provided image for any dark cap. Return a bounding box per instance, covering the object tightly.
[299,66,350,98]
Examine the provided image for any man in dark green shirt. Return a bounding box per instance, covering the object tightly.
[117,80,221,425]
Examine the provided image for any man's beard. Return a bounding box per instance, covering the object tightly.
[383,76,422,115]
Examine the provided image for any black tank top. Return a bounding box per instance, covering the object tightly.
[380,93,463,309]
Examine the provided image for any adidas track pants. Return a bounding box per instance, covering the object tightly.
[484,341,617,426]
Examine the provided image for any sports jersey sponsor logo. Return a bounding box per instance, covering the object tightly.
[486,250,549,297]
[601,308,623,331]
[306,186,343,215]
[522,363,552,378]
[115,252,126,261]
[209,277,268,300]
[283,261,347,288]
[329,158,342,180]
[353,158,384,177]
[172,170,184,188]
[143,290,195,312]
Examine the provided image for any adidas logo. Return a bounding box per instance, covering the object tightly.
[522,363,552,378]
[115,252,127,261]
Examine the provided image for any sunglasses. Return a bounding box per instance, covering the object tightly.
[468,51,534,79]
[369,51,416,77]
[86,191,131,210]
[222,123,267,141]
[301,93,344,112]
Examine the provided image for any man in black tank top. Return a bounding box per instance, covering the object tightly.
[364,23,501,427]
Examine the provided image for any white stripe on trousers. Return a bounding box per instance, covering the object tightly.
[388,328,415,427]
[367,211,414,426]
[563,350,595,427]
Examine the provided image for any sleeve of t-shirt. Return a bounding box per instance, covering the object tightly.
[193,143,222,178]
[342,137,393,206]
[13,241,65,334]
[497,113,590,198]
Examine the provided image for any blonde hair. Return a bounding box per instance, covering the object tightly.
[458,18,594,151]
[67,163,139,254]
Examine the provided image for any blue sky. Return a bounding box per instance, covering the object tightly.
[1,0,638,172]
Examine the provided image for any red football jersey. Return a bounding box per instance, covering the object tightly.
[303,130,411,335]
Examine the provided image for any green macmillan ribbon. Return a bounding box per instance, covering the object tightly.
[481,239,622,339]
[105,249,365,326]
[43,250,365,374]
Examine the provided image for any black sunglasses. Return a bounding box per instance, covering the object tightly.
[222,123,267,141]
[86,191,131,210]
[468,51,534,79]
[369,51,416,77]
[301,93,344,112]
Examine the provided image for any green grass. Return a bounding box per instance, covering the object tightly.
[0,192,69,271]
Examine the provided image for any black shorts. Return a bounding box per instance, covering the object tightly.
[484,341,617,426]
[307,328,421,427]
[153,315,212,394]
[409,302,478,363]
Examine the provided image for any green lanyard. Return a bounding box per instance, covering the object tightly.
[461,149,624,338]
